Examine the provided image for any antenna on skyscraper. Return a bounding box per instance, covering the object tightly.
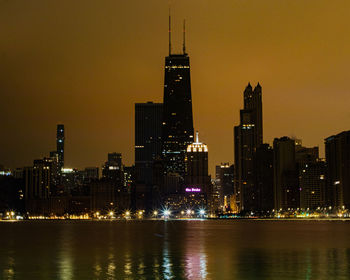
[183,19,186,54]
[169,8,172,55]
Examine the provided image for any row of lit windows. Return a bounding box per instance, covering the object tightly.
[165,65,189,69]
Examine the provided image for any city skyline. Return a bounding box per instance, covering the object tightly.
[2,1,350,175]
[2,2,350,279]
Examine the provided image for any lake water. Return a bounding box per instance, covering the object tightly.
[1,220,350,279]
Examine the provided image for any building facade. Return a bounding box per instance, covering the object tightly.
[135,102,163,185]
[56,124,65,172]
[234,83,263,212]
[325,131,350,209]
[161,22,194,178]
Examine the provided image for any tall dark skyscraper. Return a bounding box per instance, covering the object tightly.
[234,83,263,212]
[273,137,299,210]
[255,144,274,211]
[135,102,163,185]
[56,124,65,172]
[325,131,350,209]
[243,83,263,147]
[161,16,194,177]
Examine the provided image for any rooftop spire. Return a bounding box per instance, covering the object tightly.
[196,131,199,143]
[183,19,186,54]
[168,8,172,55]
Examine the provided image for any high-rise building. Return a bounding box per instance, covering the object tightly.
[215,163,234,209]
[294,140,325,209]
[243,83,263,146]
[234,83,263,212]
[255,144,274,212]
[325,131,350,209]
[135,102,163,185]
[56,124,65,172]
[23,157,54,214]
[161,16,194,178]
[273,137,299,210]
[185,132,210,189]
[299,160,326,209]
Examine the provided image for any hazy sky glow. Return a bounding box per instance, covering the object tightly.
[1,0,350,174]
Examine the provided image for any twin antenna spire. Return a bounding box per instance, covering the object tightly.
[168,9,186,55]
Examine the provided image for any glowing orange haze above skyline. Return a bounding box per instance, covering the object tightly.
[1,0,350,175]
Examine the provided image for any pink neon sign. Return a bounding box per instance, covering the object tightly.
[185,188,201,192]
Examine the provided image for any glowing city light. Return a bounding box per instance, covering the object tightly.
[185,188,201,192]
[163,209,171,217]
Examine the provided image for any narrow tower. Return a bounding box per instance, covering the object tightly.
[56,124,65,172]
[162,17,194,178]
[234,83,263,211]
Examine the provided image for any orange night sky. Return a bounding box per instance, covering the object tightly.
[1,0,350,175]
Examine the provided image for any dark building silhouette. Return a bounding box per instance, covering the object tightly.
[48,152,59,187]
[294,140,325,209]
[161,16,194,178]
[23,158,55,214]
[295,140,319,166]
[234,83,263,212]
[135,102,163,185]
[255,144,274,212]
[102,153,123,186]
[299,160,326,209]
[90,179,130,214]
[273,137,299,210]
[56,124,65,172]
[83,167,99,183]
[325,131,350,209]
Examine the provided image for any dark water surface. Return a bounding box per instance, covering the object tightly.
[1,220,350,279]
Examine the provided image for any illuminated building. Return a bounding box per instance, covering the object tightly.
[325,131,350,208]
[273,137,299,210]
[185,132,209,187]
[56,124,65,172]
[135,102,163,185]
[215,163,234,209]
[161,16,194,178]
[234,83,263,212]
[162,133,212,213]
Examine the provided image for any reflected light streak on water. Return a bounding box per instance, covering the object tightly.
[0,220,350,279]
[162,223,174,280]
[58,226,73,280]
